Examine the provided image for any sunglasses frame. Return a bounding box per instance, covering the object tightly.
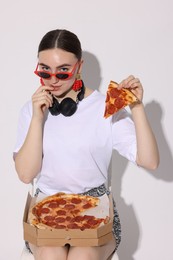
[34,61,79,80]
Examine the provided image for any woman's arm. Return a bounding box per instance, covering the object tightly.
[131,102,159,169]
[119,75,159,170]
[15,85,53,183]
[15,117,44,183]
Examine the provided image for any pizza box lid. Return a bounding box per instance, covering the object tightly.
[23,192,114,246]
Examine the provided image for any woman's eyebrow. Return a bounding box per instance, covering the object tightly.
[39,63,50,68]
[39,63,71,68]
[57,63,71,68]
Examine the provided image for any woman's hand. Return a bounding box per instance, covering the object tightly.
[32,85,54,119]
[118,75,143,103]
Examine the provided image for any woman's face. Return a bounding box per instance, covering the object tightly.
[38,48,82,97]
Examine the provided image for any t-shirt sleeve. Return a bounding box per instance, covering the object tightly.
[13,101,32,155]
[111,109,137,164]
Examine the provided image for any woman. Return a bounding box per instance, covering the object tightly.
[14,29,159,260]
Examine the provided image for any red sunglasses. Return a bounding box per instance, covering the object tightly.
[34,61,79,80]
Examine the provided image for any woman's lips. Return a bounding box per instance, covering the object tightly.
[51,86,61,91]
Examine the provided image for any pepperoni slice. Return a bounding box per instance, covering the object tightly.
[57,199,66,205]
[67,223,80,229]
[71,198,82,204]
[64,204,75,209]
[110,88,121,98]
[40,207,50,214]
[114,97,125,109]
[55,217,65,223]
[83,203,92,209]
[44,215,55,221]
[45,221,56,227]
[48,202,58,208]
[87,218,100,226]
[56,210,66,216]
[71,216,84,223]
[75,216,84,222]
[107,104,116,115]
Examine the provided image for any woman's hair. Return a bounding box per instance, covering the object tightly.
[38,29,82,60]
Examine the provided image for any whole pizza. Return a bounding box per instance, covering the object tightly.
[28,193,110,231]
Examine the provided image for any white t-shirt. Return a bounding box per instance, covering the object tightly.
[14,90,137,195]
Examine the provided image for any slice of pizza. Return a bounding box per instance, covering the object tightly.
[104,80,139,118]
[28,193,108,230]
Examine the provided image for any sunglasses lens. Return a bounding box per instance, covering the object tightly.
[38,72,51,79]
[56,73,69,79]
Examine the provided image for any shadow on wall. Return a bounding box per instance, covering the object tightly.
[82,51,102,91]
[82,51,173,260]
[110,101,173,260]
[145,101,173,182]
[110,152,140,260]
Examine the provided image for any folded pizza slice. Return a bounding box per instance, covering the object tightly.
[104,80,139,118]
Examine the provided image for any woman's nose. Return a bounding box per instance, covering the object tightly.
[50,76,59,84]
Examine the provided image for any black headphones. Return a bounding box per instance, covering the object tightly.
[49,81,85,117]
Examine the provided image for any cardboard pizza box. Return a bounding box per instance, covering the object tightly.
[23,192,114,247]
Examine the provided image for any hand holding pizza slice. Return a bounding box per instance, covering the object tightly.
[104,80,139,118]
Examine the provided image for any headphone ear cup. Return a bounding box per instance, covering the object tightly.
[49,97,61,116]
[59,98,77,117]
